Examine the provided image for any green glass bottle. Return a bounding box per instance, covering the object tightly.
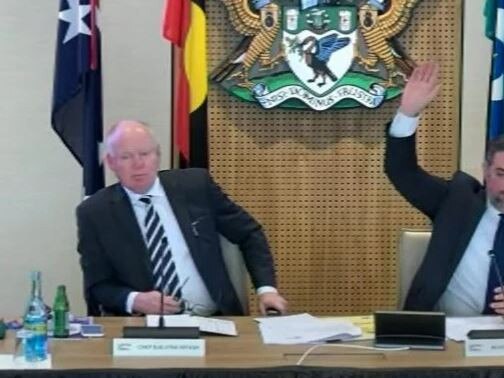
[0,318,5,340]
[52,285,70,338]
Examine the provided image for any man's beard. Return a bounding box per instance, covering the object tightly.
[489,192,504,212]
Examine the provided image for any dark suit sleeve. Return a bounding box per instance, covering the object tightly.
[76,203,131,315]
[385,126,449,220]
[203,172,277,289]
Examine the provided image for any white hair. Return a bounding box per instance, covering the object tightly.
[104,120,159,156]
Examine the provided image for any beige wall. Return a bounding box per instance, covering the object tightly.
[460,0,492,178]
[0,0,491,317]
[0,0,171,316]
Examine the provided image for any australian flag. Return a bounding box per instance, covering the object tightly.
[51,0,104,197]
[486,0,504,140]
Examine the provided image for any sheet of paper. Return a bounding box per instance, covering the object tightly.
[255,313,361,345]
[146,315,237,336]
[0,354,52,370]
[447,316,504,342]
[323,315,375,341]
[146,314,198,328]
[192,316,237,336]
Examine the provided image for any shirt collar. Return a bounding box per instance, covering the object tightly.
[487,200,502,220]
[122,177,164,204]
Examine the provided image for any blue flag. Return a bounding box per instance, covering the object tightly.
[52,0,104,196]
[486,0,504,140]
[300,0,319,10]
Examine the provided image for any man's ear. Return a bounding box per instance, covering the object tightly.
[105,153,115,170]
[483,161,491,182]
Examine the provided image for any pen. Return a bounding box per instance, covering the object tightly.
[172,277,190,314]
[191,220,200,237]
[173,276,190,302]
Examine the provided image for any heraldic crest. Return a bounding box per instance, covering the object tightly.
[211,0,421,111]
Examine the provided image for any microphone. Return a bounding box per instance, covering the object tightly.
[155,251,187,327]
[122,277,197,339]
[122,291,198,338]
[265,308,281,316]
[489,250,504,293]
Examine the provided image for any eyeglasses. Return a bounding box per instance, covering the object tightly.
[172,278,220,317]
[179,298,215,317]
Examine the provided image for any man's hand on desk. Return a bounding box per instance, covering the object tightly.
[489,286,504,315]
[258,292,288,315]
[132,291,181,314]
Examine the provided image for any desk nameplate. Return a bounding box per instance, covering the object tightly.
[465,338,504,357]
[112,338,205,357]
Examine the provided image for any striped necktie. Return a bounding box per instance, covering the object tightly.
[139,196,182,298]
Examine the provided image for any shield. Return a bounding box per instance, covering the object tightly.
[282,5,357,96]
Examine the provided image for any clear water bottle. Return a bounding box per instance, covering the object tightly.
[23,271,48,361]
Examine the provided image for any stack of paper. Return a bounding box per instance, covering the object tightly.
[323,315,375,341]
[255,313,362,344]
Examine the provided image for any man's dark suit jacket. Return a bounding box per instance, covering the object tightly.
[77,168,276,316]
[385,130,487,311]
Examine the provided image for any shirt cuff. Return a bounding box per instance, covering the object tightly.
[389,111,420,138]
[256,286,278,295]
[126,291,139,314]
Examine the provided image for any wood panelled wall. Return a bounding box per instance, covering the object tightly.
[207,0,462,314]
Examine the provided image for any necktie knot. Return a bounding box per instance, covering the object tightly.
[139,195,152,205]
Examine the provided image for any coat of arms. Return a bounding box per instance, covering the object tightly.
[211,0,420,111]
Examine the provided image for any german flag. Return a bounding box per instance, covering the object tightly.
[163,0,208,168]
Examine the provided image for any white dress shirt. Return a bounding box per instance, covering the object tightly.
[437,205,501,315]
[390,112,500,315]
[123,178,277,314]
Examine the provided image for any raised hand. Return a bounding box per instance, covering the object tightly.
[399,62,441,117]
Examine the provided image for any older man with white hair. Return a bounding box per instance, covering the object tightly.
[77,120,287,316]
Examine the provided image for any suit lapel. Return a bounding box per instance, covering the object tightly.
[453,190,487,261]
[160,175,201,263]
[110,185,153,283]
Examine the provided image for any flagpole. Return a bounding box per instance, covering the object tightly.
[170,42,176,169]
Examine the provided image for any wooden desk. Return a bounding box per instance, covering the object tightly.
[1,317,504,377]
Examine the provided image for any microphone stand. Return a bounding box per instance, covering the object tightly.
[122,288,199,339]
[158,289,165,328]
[489,251,504,294]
